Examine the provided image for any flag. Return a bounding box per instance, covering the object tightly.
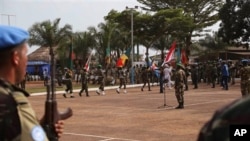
[84,51,93,72]
[125,47,131,58]
[105,47,111,64]
[116,54,128,67]
[181,48,188,65]
[68,45,75,69]
[162,41,176,66]
[176,47,181,64]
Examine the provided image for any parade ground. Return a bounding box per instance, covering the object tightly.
[28,81,241,141]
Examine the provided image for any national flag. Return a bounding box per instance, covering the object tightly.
[162,41,176,66]
[125,47,131,58]
[116,54,128,67]
[68,45,74,69]
[176,47,181,64]
[105,47,111,64]
[84,51,93,72]
[181,48,188,65]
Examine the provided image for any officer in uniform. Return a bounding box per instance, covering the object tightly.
[79,68,89,97]
[174,63,186,109]
[0,25,63,141]
[239,59,250,97]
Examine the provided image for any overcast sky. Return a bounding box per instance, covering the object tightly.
[1,0,219,55]
[0,0,143,53]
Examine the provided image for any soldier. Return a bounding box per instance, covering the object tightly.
[229,61,236,85]
[116,67,127,94]
[191,63,198,89]
[239,59,250,97]
[141,66,152,91]
[63,67,74,98]
[197,96,250,141]
[174,63,186,109]
[0,25,64,140]
[211,63,218,88]
[221,61,229,90]
[95,65,105,95]
[79,68,89,97]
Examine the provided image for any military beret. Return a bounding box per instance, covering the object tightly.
[0,25,29,50]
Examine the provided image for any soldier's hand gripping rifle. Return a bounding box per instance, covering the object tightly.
[42,47,73,141]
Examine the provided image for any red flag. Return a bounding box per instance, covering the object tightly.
[181,49,188,65]
[116,58,123,67]
[84,51,93,72]
[162,41,176,66]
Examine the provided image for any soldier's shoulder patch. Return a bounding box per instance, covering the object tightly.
[31,126,46,141]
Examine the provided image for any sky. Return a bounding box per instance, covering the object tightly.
[0,0,219,55]
[0,0,146,54]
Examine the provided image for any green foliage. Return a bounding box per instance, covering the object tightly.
[218,0,250,46]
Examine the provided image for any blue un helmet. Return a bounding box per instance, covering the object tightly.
[0,25,29,50]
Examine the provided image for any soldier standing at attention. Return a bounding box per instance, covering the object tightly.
[174,63,186,109]
[79,68,89,97]
[63,68,74,98]
[96,65,105,95]
[0,25,64,141]
[239,59,250,97]
[116,67,127,94]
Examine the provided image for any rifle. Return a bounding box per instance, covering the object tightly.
[42,47,73,141]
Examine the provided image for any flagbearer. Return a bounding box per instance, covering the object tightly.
[79,67,89,97]
[116,67,127,94]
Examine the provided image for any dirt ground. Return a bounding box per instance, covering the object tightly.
[28,80,241,141]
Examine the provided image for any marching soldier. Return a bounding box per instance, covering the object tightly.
[63,67,74,98]
[79,68,89,97]
[95,65,105,95]
[174,63,186,109]
[141,66,152,91]
[116,67,127,94]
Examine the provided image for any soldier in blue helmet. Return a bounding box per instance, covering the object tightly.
[0,25,64,141]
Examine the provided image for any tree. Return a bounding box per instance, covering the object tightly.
[28,18,72,99]
[218,0,250,49]
[105,8,193,64]
[137,0,223,59]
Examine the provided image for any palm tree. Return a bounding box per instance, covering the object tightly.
[28,18,72,95]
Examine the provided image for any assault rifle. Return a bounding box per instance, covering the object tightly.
[42,47,73,141]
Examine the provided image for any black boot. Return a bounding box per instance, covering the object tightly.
[175,102,184,109]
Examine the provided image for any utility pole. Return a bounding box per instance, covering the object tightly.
[1,14,16,25]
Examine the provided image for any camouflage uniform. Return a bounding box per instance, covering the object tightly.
[63,68,74,98]
[210,63,217,88]
[141,67,151,91]
[197,96,250,141]
[174,64,186,109]
[79,69,89,97]
[0,79,48,141]
[116,67,127,94]
[239,62,250,97]
[95,66,105,95]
